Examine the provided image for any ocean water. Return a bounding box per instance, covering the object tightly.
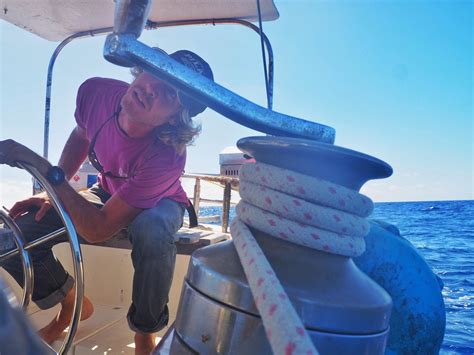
[200,200,474,354]
[371,200,474,354]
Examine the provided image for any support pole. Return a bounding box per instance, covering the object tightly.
[193,178,201,217]
[222,182,232,233]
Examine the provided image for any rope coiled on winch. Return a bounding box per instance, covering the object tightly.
[230,162,374,354]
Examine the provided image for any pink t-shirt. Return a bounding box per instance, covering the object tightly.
[74,77,188,209]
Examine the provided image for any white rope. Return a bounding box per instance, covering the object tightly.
[239,162,373,217]
[230,162,374,354]
[236,201,364,257]
[231,219,317,355]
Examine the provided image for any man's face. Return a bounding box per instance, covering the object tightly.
[121,71,181,127]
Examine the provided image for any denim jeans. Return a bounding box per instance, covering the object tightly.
[1,184,185,334]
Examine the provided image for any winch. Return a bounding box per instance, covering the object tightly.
[168,136,393,354]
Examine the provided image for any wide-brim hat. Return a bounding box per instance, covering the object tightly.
[169,50,214,117]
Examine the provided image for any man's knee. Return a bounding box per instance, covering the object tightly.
[127,199,183,247]
[128,217,179,260]
[131,223,175,251]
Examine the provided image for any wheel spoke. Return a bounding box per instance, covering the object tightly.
[0,210,33,310]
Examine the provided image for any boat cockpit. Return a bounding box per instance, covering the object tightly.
[0,1,446,354]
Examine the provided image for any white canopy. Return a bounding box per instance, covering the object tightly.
[0,0,279,41]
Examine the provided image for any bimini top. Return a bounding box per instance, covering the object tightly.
[0,0,279,41]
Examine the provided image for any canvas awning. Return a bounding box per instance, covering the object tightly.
[0,0,279,41]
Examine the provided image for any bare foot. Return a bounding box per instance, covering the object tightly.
[134,332,156,355]
[38,287,94,345]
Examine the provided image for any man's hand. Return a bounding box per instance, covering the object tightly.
[0,139,28,167]
[0,139,50,174]
[9,194,52,222]
[1,139,53,221]
[1,138,141,242]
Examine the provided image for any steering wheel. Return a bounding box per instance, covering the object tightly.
[0,162,84,355]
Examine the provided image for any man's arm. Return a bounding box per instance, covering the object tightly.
[7,126,92,222]
[52,182,142,243]
[58,125,90,180]
[1,140,141,243]
[55,127,142,242]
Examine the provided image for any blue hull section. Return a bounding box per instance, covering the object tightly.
[354,220,446,354]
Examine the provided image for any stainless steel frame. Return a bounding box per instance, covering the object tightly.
[42,28,112,159]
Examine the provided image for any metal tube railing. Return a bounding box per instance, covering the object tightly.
[182,174,239,233]
[43,28,113,159]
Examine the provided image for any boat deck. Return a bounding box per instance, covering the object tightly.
[1,225,229,354]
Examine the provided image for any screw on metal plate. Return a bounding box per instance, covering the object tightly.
[108,35,120,52]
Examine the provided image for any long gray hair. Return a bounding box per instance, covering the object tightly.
[130,67,201,155]
[154,107,201,155]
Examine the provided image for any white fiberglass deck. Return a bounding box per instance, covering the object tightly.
[1,225,228,354]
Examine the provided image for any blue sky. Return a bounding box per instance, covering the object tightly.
[0,0,472,206]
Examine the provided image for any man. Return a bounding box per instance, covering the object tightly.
[0,49,213,354]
